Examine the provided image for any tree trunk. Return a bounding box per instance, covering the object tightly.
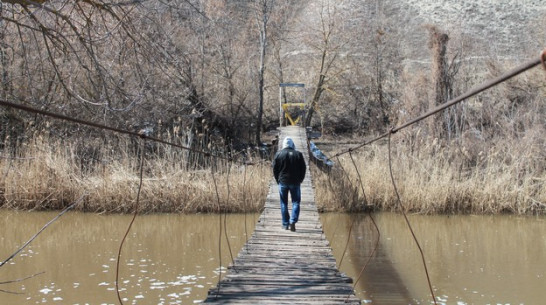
[427,26,452,140]
[305,74,325,127]
[256,43,265,144]
[255,1,270,145]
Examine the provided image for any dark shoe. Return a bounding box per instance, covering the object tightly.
[289,223,296,232]
[283,225,289,230]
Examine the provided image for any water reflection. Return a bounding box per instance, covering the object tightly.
[0,210,256,304]
[3,210,545,304]
[321,213,546,304]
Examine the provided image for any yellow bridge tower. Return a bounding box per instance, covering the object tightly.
[278,83,306,126]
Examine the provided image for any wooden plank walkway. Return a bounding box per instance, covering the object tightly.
[204,126,361,304]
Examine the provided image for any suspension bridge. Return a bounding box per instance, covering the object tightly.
[0,49,543,304]
[204,126,361,304]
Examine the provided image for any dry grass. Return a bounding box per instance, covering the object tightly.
[313,134,546,215]
[0,135,270,213]
[312,60,546,215]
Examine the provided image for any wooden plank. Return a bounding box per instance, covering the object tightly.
[204,126,360,304]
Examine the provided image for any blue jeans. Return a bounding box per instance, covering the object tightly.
[278,183,301,226]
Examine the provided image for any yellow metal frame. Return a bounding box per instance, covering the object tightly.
[282,103,305,126]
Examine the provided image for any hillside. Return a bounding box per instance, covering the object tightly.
[284,0,544,72]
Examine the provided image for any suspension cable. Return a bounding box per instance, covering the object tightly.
[210,162,223,298]
[223,162,237,273]
[0,99,235,164]
[345,150,381,302]
[331,50,545,159]
[115,138,145,305]
[0,194,86,268]
[387,131,438,305]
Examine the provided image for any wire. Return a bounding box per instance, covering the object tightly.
[243,165,250,254]
[223,162,237,273]
[345,150,381,302]
[0,195,86,268]
[330,51,545,159]
[0,99,233,163]
[115,138,145,305]
[210,162,222,298]
[387,132,438,305]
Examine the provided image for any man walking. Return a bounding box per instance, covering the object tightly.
[272,137,307,232]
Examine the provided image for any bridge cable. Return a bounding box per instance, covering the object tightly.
[223,162,238,273]
[0,272,45,295]
[346,150,381,295]
[321,151,381,302]
[333,155,356,268]
[0,194,86,268]
[210,161,238,297]
[243,165,250,254]
[349,150,368,206]
[210,162,224,298]
[387,131,438,305]
[0,98,239,164]
[349,210,380,302]
[115,138,145,305]
[330,49,546,159]
[330,150,381,302]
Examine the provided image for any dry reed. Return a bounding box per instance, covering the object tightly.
[313,135,546,215]
[0,135,270,213]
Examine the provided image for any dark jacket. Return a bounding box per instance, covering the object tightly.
[273,147,306,185]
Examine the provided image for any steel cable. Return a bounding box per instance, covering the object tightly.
[223,162,237,273]
[0,99,242,165]
[387,132,438,305]
[210,163,223,299]
[115,138,145,305]
[345,150,381,302]
[0,194,86,268]
[329,49,546,159]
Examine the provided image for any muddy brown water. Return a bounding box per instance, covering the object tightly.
[1,210,544,304]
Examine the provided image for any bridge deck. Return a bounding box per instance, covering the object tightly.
[204,126,360,304]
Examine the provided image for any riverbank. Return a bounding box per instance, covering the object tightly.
[0,136,269,213]
[313,135,546,215]
[1,133,544,215]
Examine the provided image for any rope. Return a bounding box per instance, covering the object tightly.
[348,150,368,206]
[223,163,237,273]
[0,99,234,163]
[0,195,86,268]
[115,139,145,305]
[243,165,250,253]
[0,272,45,295]
[335,154,356,268]
[345,149,381,302]
[211,162,222,298]
[330,51,545,159]
[337,219,354,269]
[387,132,438,305]
[350,212,380,291]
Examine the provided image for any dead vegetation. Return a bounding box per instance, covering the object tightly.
[0,1,544,214]
[0,133,270,213]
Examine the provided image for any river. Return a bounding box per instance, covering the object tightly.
[1,210,544,304]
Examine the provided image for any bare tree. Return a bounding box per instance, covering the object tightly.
[304,0,342,128]
[252,0,274,144]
